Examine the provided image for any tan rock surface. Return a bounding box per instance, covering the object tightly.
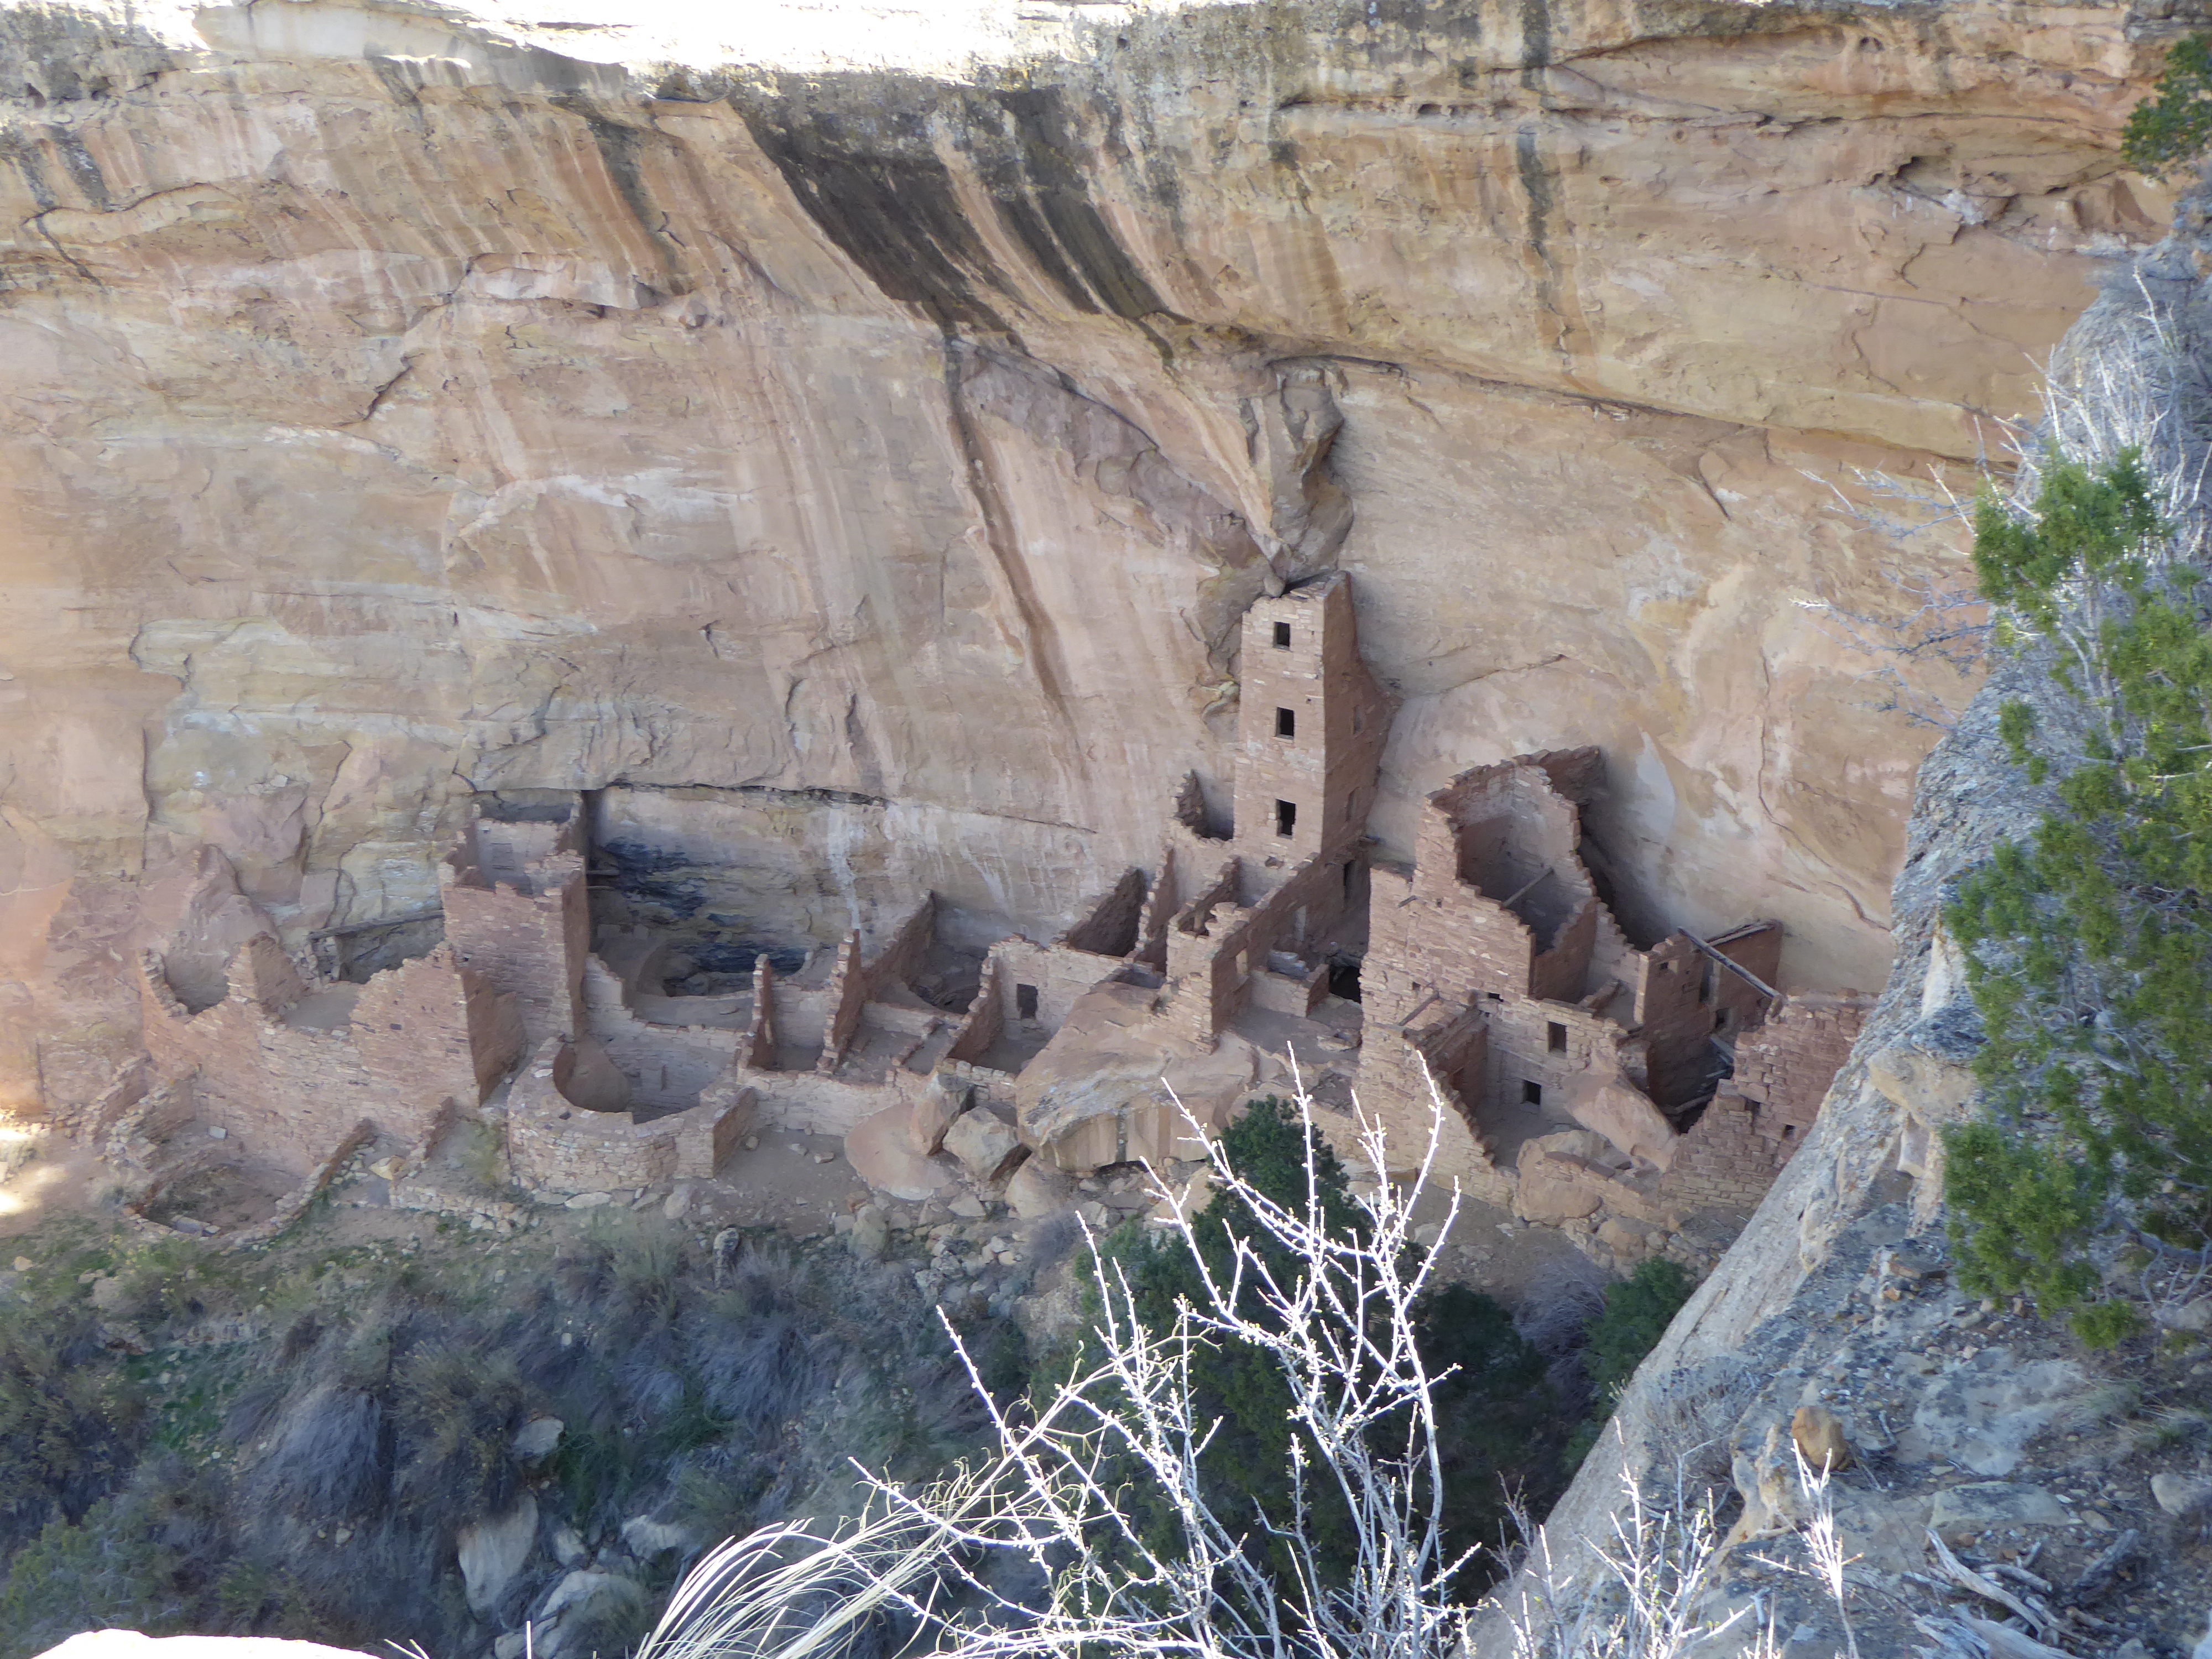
[0,0,2179,1115]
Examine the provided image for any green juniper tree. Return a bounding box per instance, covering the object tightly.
[2124,35,2212,180]
[1944,445,2212,1345]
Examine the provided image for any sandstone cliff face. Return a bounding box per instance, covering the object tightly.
[1509,192,2212,1651]
[0,0,2181,1112]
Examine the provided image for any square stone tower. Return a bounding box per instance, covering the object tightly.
[1230,571,1389,871]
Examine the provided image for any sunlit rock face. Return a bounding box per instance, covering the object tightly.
[0,0,2174,1113]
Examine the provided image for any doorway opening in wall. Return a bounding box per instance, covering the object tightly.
[1276,707,1296,738]
[1275,800,1297,837]
[1329,957,1363,1001]
[1016,983,1039,1021]
[1521,1079,1543,1107]
[1273,620,1291,648]
[1547,1021,1567,1053]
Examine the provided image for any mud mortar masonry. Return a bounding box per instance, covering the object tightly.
[114,574,1856,1269]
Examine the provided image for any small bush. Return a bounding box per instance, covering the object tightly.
[1567,1258,1698,1467]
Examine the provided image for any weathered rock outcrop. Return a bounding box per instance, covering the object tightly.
[0,0,2180,1120]
[1501,187,2212,1653]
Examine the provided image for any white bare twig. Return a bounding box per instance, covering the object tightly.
[634,1080,1867,1659]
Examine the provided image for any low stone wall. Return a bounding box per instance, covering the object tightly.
[507,1039,754,1194]
[744,1063,928,1136]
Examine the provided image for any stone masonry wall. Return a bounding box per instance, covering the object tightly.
[1656,995,1870,1215]
[580,954,739,1110]
[442,852,589,1050]
[349,945,517,1115]
[1060,868,1148,958]
[139,953,440,1181]
[507,1037,750,1193]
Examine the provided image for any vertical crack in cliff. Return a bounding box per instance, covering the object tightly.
[939,338,1080,749]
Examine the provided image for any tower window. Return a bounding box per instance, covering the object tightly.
[1274,799,1297,837]
[1547,1021,1567,1053]
[1521,1079,1543,1107]
[1276,707,1295,739]
[1016,983,1039,1020]
[1272,620,1291,649]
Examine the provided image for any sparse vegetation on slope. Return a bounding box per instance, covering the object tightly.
[0,1212,993,1658]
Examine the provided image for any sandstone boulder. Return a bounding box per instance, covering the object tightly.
[848,1103,954,1201]
[1512,1130,1621,1225]
[2153,1473,2212,1520]
[1558,1068,1678,1170]
[1015,983,1253,1173]
[849,1204,891,1260]
[457,1491,536,1615]
[511,1416,563,1460]
[943,1110,1027,1185]
[1005,1157,1075,1219]
[620,1514,697,1557]
[1790,1404,1852,1474]
[536,1570,643,1659]
[909,1073,973,1156]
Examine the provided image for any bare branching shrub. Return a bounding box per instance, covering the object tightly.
[1499,1453,1782,1659]
[1515,1254,1610,1360]
[635,1083,1859,1659]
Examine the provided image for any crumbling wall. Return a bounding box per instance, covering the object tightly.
[1655,996,1869,1215]
[1161,852,1356,1047]
[816,932,869,1073]
[580,956,740,1111]
[506,1037,750,1192]
[351,945,517,1114]
[138,938,505,1182]
[1529,895,1600,1004]
[743,956,778,1069]
[1059,869,1147,958]
[860,895,938,1001]
[441,851,589,1049]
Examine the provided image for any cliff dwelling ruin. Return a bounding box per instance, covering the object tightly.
[103,573,1864,1269]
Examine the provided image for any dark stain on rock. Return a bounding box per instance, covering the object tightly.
[1520,0,1552,79]
[994,86,1169,321]
[0,132,59,211]
[733,78,1014,334]
[555,99,680,299]
[44,126,111,210]
[1515,125,1552,266]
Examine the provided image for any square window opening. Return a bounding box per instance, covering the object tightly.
[1016,983,1039,1021]
[1275,799,1297,837]
[1276,706,1296,739]
[1546,1021,1567,1053]
[1713,1009,1728,1031]
[1782,1124,1796,1140]
[1521,1079,1543,1107]
[1272,620,1292,649]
